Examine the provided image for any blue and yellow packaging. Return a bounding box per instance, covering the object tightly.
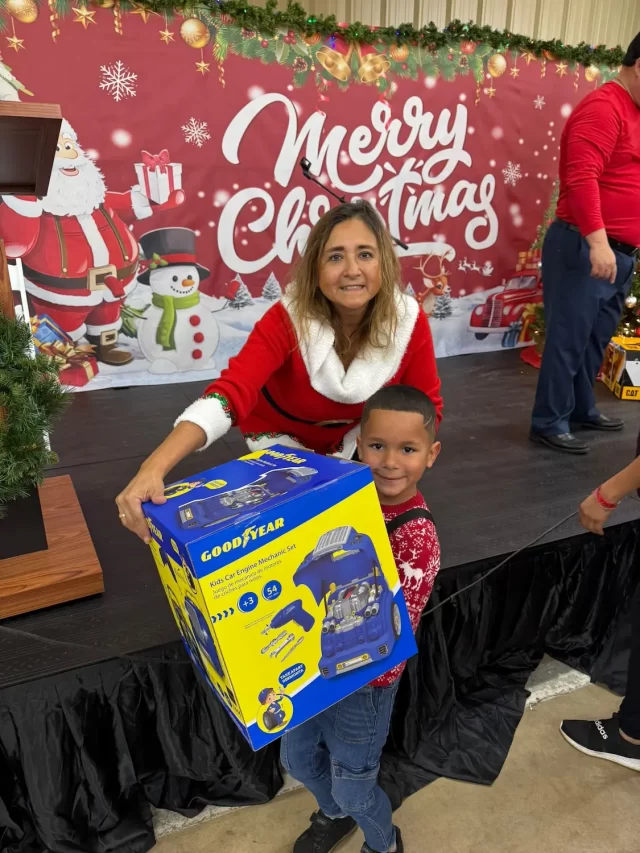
[143,445,417,750]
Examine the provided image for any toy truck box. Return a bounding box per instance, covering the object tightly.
[143,445,417,750]
[601,337,640,400]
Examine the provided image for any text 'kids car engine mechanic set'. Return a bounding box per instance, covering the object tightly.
[144,446,416,750]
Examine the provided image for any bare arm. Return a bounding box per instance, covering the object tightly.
[115,422,206,543]
[579,456,640,535]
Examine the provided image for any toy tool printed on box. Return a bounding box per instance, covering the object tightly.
[144,446,417,751]
[294,527,400,678]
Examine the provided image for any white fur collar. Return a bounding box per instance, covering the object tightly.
[282,289,419,405]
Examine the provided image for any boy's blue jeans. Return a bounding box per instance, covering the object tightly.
[281,684,398,853]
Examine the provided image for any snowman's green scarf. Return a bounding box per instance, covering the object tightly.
[151,292,201,350]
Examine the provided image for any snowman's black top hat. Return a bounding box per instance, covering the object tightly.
[138,227,210,286]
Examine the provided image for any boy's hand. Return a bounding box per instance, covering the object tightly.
[579,493,611,536]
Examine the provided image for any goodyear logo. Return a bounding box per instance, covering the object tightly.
[263,450,306,464]
[146,517,163,541]
[201,517,285,561]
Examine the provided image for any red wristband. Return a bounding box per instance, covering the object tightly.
[594,487,619,511]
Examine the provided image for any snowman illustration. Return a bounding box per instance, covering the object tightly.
[137,227,219,374]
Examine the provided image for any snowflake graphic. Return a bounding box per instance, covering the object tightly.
[182,117,211,148]
[502,161,523,187]
[99,61,137,102]
[534,95,546,110]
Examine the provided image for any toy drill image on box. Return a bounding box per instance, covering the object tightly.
[143,446,417,750]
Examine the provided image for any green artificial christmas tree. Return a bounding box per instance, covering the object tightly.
[0,313,69,517]
[531,179,559,252]
[617,262,640,337]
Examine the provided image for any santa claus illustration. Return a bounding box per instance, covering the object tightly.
[0,118,185,365]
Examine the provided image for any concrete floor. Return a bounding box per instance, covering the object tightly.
[151,682,640,853]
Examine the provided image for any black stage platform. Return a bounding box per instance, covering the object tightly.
[2,350,640,853]
[1,349,639,688]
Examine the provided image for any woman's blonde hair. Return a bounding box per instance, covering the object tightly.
[287,200,401,356]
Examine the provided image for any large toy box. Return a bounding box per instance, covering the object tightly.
[143,445,417,750]
[601,337,640,400]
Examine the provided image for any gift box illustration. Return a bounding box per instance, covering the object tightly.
[134,149,182,205]
[143,446,417,750]
[31,314,98,387]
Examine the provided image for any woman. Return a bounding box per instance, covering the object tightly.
[117,201,442,541]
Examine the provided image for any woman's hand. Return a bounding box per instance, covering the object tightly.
[115,421,209,542]
[579,493,612,536]
[116,466,167,543]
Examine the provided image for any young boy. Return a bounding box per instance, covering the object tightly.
[281,385,441,853]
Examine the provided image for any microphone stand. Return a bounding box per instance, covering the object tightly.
[299,160,408,251]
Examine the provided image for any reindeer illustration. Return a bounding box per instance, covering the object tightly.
[414,254,452,317]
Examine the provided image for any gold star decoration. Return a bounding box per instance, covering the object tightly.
[159,27,174,43]
[555,61,568,76]
[130,3,158,23]
[195,59,210,74]
[509,66,520,78]
[521,49,537,65]
[486,85,496,98]
[72,5,97,28]
[6,34,24,51]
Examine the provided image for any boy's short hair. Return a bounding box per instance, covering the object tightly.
[361,385,437,440]
[622,33,640,66]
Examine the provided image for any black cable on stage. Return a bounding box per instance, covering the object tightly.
[0,504,592,668]
[421,509,579,617]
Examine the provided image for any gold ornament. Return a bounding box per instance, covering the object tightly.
[585,64,600,83]
[487,53,507,78]
[196,59,210,75]
[6,33,25,51]
[91,0,115,7]
[626,295,638,308]
[72,5,97,28]
[357,44,390,84]
[130,2,157,23]
[159,27,174,44]
[521,49,537,65]
[180,17,210,50]
[316,42,353,82]
[303,32,321,46]
[390,43,409,62]
[6,0,38,24]
[509,65,520,78]
[486,84,496,98]
[555,61,568,77]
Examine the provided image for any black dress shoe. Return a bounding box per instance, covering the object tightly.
[529,432,590,454]
[573,414,624,431]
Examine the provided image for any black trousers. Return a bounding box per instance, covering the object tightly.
[619,577,640,739]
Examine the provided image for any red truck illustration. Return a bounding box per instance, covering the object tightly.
[469,251,543,346]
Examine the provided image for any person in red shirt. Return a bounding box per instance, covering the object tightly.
[530,34,640,454]
[116,201,442,541]
[281,385,441,853]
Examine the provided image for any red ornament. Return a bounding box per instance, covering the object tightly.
[448,52,454,61]
[261,39,268,48]
[193,332,204,343]
[287,30,295,38]
[189,315,201,327]
[460,40,476,54]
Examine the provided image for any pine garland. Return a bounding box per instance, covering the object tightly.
[132,0,625,68]
[0,313,70,516]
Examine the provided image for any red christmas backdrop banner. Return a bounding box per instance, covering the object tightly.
[0,5,613,390]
